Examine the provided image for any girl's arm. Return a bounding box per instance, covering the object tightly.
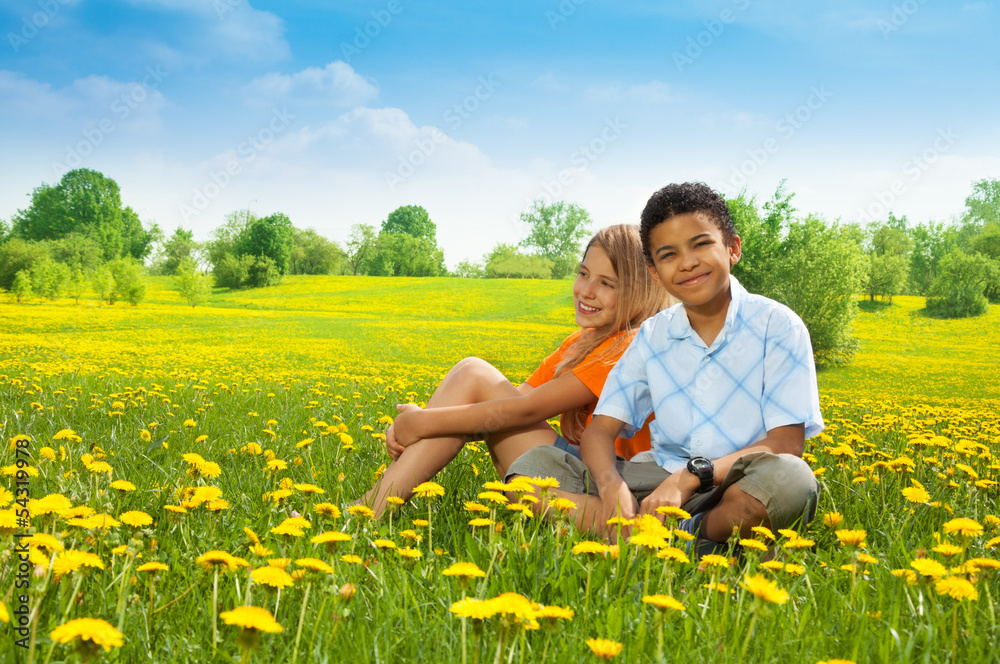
[391,371,593,447]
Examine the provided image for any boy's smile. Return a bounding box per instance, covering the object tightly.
[646,212,741,317]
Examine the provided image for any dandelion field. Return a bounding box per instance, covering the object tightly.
[2,277,999,663]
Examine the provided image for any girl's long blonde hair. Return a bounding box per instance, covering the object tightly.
[554,223,669,441]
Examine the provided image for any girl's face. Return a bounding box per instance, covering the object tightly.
[573,245,619,329]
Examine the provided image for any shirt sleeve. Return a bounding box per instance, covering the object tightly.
[525,333,577,388]
[593,323,654,438]
[761,313,825,439]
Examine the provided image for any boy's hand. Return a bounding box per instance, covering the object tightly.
[638,470,701,519]
[600,481,639,541]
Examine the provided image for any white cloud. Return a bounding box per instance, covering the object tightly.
[243,61,378,107]
[530,73,563,92]
[123,0,289,62]
[584,81,671,104]
[0,70,167,131]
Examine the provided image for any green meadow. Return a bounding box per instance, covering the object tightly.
[1,276,998,663]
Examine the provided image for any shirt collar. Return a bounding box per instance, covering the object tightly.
[665,275,746,345]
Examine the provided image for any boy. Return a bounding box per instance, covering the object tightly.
[506,182,823,549]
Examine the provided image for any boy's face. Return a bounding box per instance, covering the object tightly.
[645,212,742,311]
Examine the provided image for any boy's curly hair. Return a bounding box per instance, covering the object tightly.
[639,182,736,263]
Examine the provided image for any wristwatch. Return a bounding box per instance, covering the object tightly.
[686,457,714,493]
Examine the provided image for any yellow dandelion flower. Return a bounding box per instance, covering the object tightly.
[313,503,342,519]
[700,554,731,568]
[137,562,169,573]
[740,573,789,604]
[443,562,486,578]
[468,518,494,527]
[465,501,490,513]
[311,531,352,547]
[397,547,422,559]
[399,529,422,542]
[119,511,153,527]
[50,618,123,652]
[372,539,397,549]
[655,506,691,520]
[934,576,979,601]
[821,513,843,528]
[551,497,576,513]
[196,550,249,573]
[586,637,623,659]
[856,552,878,564]
[932,543,964,557]
[24,533,64,553]
[739,539,769,552]
[183,419,196,428]
[340,554,364,565]
[642,594,686,612]
[629,531,667,550]
[902,486,931,503]
[293,483,325,495]
[52,550,105,578]
[943,518,984,538]
[450,597,497,620]
[534,605,574,621]
[477,491,508,505]
[657,547,690,564]
[835,529,867,548]
[252,566,294,589]
[412,518,429,527]
[891,568,918,584]
[760,560,784,572]
[573,541,611,556]
[295,558,334,574]
[164,505,187,514]
[910,558,948,579]
[529,477,560,490]
[270,523,304,538]
[52,429,82,442]
[110,480,136,492]
[219,606,283,633]
[346,505,375,519]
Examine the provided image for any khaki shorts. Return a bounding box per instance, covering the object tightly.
[506,447,819,531]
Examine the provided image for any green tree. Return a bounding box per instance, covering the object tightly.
[288,228,345,275]
[728,187,787,296]
[370,234,443,277]
[92,266,115,304]
[47,233,104,272]
[518,200,592,279]
[344,224,379,276]
[452,259,486,278]
[236,213,295,275]
[382,205,436,242]
[925,251,998,318]
[484,243,553,279]
[108,258,147,306]
[66,266,88,304]
[865,221,911,302]
[11,168,155,261]
[208,209,256,269]
[154,227,199,276]
[175,258,212,307]
[769,216,868,367]
[30,259,70,301]
[907,221,953,295]
[0,238,50,291]
[11,270,33,303]
[963,178,1000,228]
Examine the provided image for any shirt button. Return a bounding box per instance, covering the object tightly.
[698,398,706,406]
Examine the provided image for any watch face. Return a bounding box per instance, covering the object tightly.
[689,458,711,472]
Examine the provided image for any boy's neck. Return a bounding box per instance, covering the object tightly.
[683,278,733,348]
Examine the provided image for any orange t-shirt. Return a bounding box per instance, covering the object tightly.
[525,330,654,460]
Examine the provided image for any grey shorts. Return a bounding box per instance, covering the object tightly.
[506,446,820,531]
[552,435,581,460]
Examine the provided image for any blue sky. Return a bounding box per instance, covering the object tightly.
[1,0,998,267]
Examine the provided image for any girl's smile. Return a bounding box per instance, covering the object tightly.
[573,245,618,329]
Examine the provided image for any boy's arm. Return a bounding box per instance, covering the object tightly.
[580,415,639,537]
[637,423,805,516]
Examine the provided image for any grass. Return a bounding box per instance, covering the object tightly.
[0,279,998,664]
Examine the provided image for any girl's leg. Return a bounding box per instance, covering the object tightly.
[357,358,558,517]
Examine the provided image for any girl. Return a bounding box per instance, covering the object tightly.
[357,224,668,516]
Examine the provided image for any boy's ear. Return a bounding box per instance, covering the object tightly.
[646,263,664,288]
[729,235,742,265]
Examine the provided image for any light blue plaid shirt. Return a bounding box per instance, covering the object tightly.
[594,276,824,473]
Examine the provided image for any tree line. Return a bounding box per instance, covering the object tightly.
[2,168,998,369]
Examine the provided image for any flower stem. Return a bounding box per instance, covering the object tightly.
[292,581,311,662]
